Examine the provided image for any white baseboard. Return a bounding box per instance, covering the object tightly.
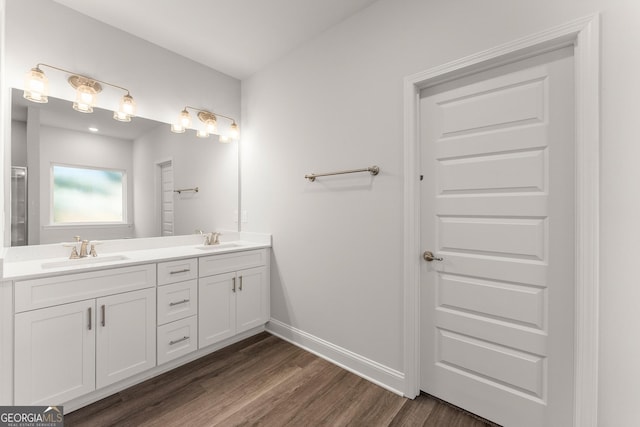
[266,318,405,396]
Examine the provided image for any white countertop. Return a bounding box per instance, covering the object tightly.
[2,232,271,280]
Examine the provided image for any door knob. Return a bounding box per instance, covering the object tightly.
[423,251,443,262]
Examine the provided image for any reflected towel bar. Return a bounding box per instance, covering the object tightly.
[305,166,380,182]
[174,187,199,194]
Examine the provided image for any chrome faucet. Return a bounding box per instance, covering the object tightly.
[69,236,91,259]
[196,229,221,245]
[79,240,89,258]
[209,232,221,245]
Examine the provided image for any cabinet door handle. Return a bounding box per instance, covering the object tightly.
[232,277,236,293]
[169,299,190,306]
[169,268,190,275]
[239,276,243,291]
[101,304,106,327]
[169,336,190,345]
[88,307,92,330]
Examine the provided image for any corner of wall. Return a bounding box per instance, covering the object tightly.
[1,0,8,247]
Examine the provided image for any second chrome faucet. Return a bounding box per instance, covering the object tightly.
[196,230,221,246]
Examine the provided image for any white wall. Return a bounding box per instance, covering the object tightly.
[37,125,134,243]
[3,0,241,244]
[4,1,240,126]
[133,125,238,237]
[241,0,640,425]
[10,120,25,166]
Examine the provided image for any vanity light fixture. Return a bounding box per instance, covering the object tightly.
[23,63,137,122]
[170,108,192,133]
[170,106,239,141]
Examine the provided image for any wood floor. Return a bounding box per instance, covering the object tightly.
[65,332,498,427]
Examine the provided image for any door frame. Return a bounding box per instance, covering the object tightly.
[402,14,600,427]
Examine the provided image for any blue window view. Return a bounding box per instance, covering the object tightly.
[52,165,124,223]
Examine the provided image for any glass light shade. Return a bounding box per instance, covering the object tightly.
[73,102,93,113]
[179,109,192,128]
[205,119,218,134]
[77,84,97,104]
[23,67,49,103]
[171,123,185,133]
[118,94,136,117]
[229,122,240,140]
[196,129,209,138]
[73,85,97,113]
[113,111,132,122]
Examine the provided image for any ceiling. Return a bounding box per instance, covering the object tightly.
[52,0,379,80]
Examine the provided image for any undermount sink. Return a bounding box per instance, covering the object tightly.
[195,242,242,251]
[41,254,130,269]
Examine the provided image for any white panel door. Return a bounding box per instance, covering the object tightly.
[14,300,96,405]
[96,288,156,388]
[420,48,575,427]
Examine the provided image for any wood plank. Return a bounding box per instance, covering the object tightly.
[65,332,499,426]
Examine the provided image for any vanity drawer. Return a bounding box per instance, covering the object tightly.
[157,316,198,365]
[157,258,197,286]
[199,249,267,278]
[157,280,198,325]
[15,264,156,313]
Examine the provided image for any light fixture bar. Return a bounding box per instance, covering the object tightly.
[171,105,239,141]
[23,63,137,121]
[34,63,130,94]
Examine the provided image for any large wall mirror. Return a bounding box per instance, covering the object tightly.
[9,88,239,246]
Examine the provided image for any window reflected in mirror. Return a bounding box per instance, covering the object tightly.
[52,165,125,224]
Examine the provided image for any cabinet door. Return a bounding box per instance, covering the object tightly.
[15,300,96,405]
[199,272,236,348]
[236,267,269,334]
[96,288,156,388]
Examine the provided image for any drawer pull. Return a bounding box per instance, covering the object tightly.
[88,307,92,330]
[169,268,190,275]
[169,299,190,307]
[169,336,190,345]
[101,304,106,327]
[239,276,243,291]
[232,277,236,293]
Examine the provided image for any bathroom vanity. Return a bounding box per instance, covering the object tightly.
[0,233,271,411]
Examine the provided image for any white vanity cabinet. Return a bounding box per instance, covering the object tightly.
[5,242,271,410]
[156,259,198,365]
[13,264,156,405]
[199,249,269,348]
